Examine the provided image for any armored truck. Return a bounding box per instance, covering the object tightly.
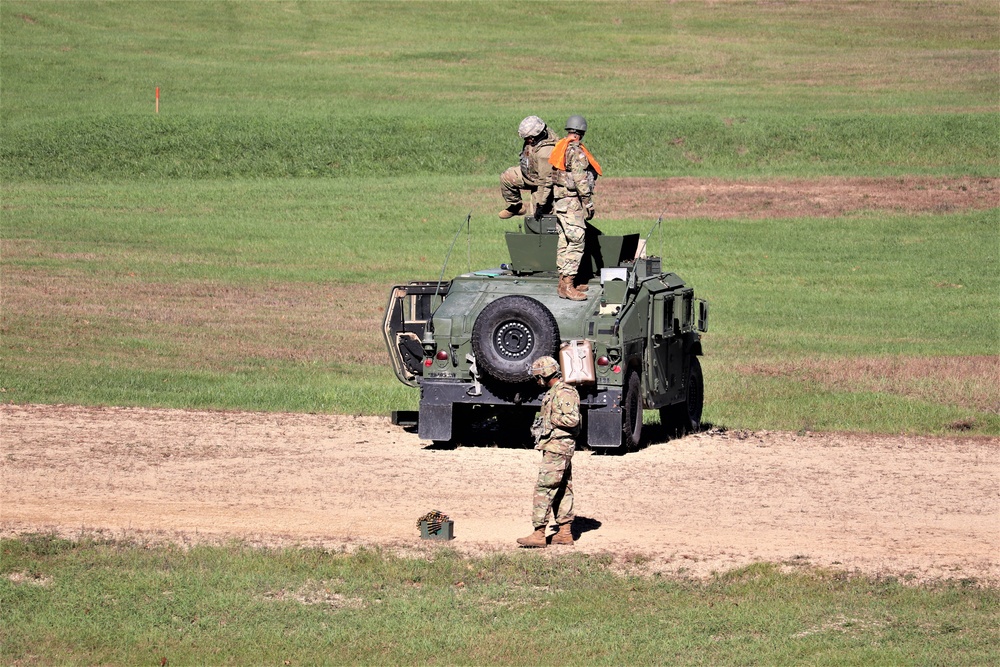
[382,215,708,451]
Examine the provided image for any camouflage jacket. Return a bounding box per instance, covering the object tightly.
[536,379,581,455]
[542,141,598,207]
[519,127,559,187]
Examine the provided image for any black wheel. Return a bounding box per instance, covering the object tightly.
[659,356,704,437]
[471,295,560,383]
[622,368,643,452]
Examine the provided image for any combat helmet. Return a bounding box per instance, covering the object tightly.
[530,355,560,380]
[518,115,546,139]
[564,115,588,134]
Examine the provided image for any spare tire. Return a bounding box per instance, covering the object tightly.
[472,295,560,383]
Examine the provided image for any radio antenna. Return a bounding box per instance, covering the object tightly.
[431,211,473,316]
[642,210,666,259]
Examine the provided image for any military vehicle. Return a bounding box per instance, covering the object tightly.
[382,215,709,451]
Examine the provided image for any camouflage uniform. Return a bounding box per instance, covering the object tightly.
[530,379,581,529]
[500,127,559,215]
[548,142,597,277]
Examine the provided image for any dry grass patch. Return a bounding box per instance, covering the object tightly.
[6,571,53,587]
[670,1,998,92]
[2,268,387,369]
[597,177,998,220]
[262,579,366,610]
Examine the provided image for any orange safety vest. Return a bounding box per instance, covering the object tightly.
[548,137,602,176]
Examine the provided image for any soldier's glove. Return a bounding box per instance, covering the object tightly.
[584,202,595,221]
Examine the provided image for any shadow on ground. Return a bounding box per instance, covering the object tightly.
[412,415,713,454]
[571,516,602,541]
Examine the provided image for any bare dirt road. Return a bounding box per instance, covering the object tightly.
[2,404,997,584]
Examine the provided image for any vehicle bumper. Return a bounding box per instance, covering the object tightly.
[417,379,623,447]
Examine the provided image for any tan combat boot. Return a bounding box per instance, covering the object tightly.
[498,203,525,219]
[550,523,575,546]
[516,526,548,548]
[558,275,586,301]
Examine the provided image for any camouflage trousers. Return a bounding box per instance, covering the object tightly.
[500,166,538,212]
[554,197,586,277]
[531,449,575,529]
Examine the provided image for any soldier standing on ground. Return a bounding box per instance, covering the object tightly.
[542,115,602,301]
[499,116,560,219]
[517,356,580,548]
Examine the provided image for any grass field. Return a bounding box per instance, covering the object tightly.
[3,1,998,182]
[0,2,1000,434]
[3,535,998,666]
[4,175,997,433]
[2,2,997,433]
[1,2,999,661]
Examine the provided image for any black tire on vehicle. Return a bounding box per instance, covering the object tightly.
[659,355,704,437]
[471,295,560,384]
[622,368,643,452]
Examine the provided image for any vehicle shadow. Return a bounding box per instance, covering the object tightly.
[640,420,711,447]
[589,419,711,456]
[416,418,713,453]
[420,430,535,451]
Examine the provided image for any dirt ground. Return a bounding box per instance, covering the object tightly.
[2,404,997,585]
[599,176,998,219]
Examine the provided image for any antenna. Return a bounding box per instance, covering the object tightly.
[431,211,473,318]
[642,210,666,259]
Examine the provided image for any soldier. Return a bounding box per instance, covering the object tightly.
[542,115,602,301]
[498,116,560,219]
[517,355,580,548]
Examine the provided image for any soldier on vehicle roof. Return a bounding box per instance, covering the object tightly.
[539,115,602,301]
[498,116,560,220]
[517,355,580,549]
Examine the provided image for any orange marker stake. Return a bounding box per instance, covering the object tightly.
[156,87,160,114]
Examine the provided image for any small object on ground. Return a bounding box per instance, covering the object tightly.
[417,510,454,540]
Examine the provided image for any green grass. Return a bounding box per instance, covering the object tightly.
[3,177,998,433]
[3,112,996,181]
[4,1,996,121]
[2,1,997,181]
[2,536,997,666]
[2,1,998,433]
